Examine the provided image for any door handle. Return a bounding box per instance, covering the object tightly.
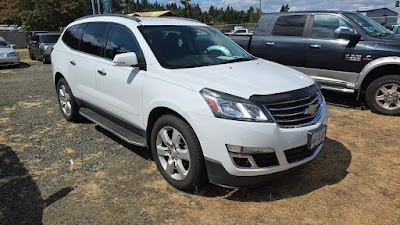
[265,42,276,46]
[310,44,321,49]
[97,69,107,76]
[70,60,76,66]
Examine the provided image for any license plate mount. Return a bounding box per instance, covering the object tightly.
[307,124,327,150]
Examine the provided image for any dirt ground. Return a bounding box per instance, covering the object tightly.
[0,49,399,225]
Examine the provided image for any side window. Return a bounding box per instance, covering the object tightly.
[105,24,143,62]
[312,14,354,39]
[62,23,86,50]
[272,15,307,37]
[79,22,109,56]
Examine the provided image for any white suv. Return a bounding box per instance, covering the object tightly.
[52,15,328,190]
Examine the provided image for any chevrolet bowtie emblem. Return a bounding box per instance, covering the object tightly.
[305,105,318,115]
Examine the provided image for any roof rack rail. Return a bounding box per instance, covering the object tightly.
[74,14,141,23]
[161,16,201,23]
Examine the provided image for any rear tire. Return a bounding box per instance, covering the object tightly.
[366,75,400,116]
[150,115,208,191]
[56,78,81,122]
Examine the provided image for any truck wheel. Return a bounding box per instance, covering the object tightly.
[366,75,400,115]
[150,115,208,191]
[56,78,81,122]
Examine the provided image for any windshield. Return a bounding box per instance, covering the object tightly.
[40,34,60,43]
[0,40,10,48]
[138,25,254,69]
[345,13,392,37]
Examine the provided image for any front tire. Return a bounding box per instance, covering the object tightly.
[29,48,34,60]
[366,75,400,115]
[150,115,208,191]
[56,78,81,122]
[42,53,50,64]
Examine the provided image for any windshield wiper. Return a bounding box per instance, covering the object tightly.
[220,57,255,64]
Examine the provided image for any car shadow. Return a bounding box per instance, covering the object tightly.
[0,144,73,225]
[196,138,351,202]
[0,62,30,69]
[94,126,153,161]
[321,90,367,110]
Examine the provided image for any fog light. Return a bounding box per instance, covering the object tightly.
[226,144,274,154]
[232,157,252,168]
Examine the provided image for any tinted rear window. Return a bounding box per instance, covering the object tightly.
[272,15,307,37]
[62,24,86,50]
[79,23,109,56]
[40,34,60,43]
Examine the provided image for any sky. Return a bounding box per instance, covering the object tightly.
[149,0,398,12]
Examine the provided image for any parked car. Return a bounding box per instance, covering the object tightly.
[25,31,48,48]
[52,15,328,190]
[229,11,400,115]
[0,37,19,67]
[225,26,253,36]
[29,33,61,64]
[391,24,400,34]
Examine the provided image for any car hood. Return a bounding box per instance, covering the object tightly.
[172,59,315,99]
[0,47,14,54]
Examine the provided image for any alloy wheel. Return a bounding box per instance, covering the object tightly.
[58,85,72,116]
[156,126,190,180]
[375,83,400,111]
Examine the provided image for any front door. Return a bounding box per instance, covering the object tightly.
[304,14,367,88]
[94,23,145,126]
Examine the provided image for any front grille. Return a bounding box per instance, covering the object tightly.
[284,145,318,163]
[250,84,322,128]
[252,152,279,167]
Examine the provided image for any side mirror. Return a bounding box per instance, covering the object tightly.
[10,44,16,48]
[113,52,138,67]
[338,31,361,42]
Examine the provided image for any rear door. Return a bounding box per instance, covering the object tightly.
[262,14,309,67]
[71,22,109,104]
[304,13,366,88]
[94,23,145,125]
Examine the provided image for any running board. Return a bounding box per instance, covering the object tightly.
[79,108,147,147]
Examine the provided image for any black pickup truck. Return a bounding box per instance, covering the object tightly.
[229,11,400,115]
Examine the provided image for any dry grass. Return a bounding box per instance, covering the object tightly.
[1,49,399,224]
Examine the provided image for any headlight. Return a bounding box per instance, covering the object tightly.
[200,88,272,122]
[7,52,18,57]
[44,45,51,52]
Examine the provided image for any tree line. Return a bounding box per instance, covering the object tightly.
[0,0,264,31]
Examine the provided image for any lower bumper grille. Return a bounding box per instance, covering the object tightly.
[252,153,279,167]
[284,145,318,163]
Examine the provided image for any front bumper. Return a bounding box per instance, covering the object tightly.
[0,56,19,66]
[186,99,328,187]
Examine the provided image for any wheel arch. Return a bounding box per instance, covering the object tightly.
[54,72,65,89]
[145,106,193,149]
[357,57,400,98]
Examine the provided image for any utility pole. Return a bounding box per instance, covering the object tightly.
[97,0,101,14]
[91,0,95,15]
[260,0,262,12]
